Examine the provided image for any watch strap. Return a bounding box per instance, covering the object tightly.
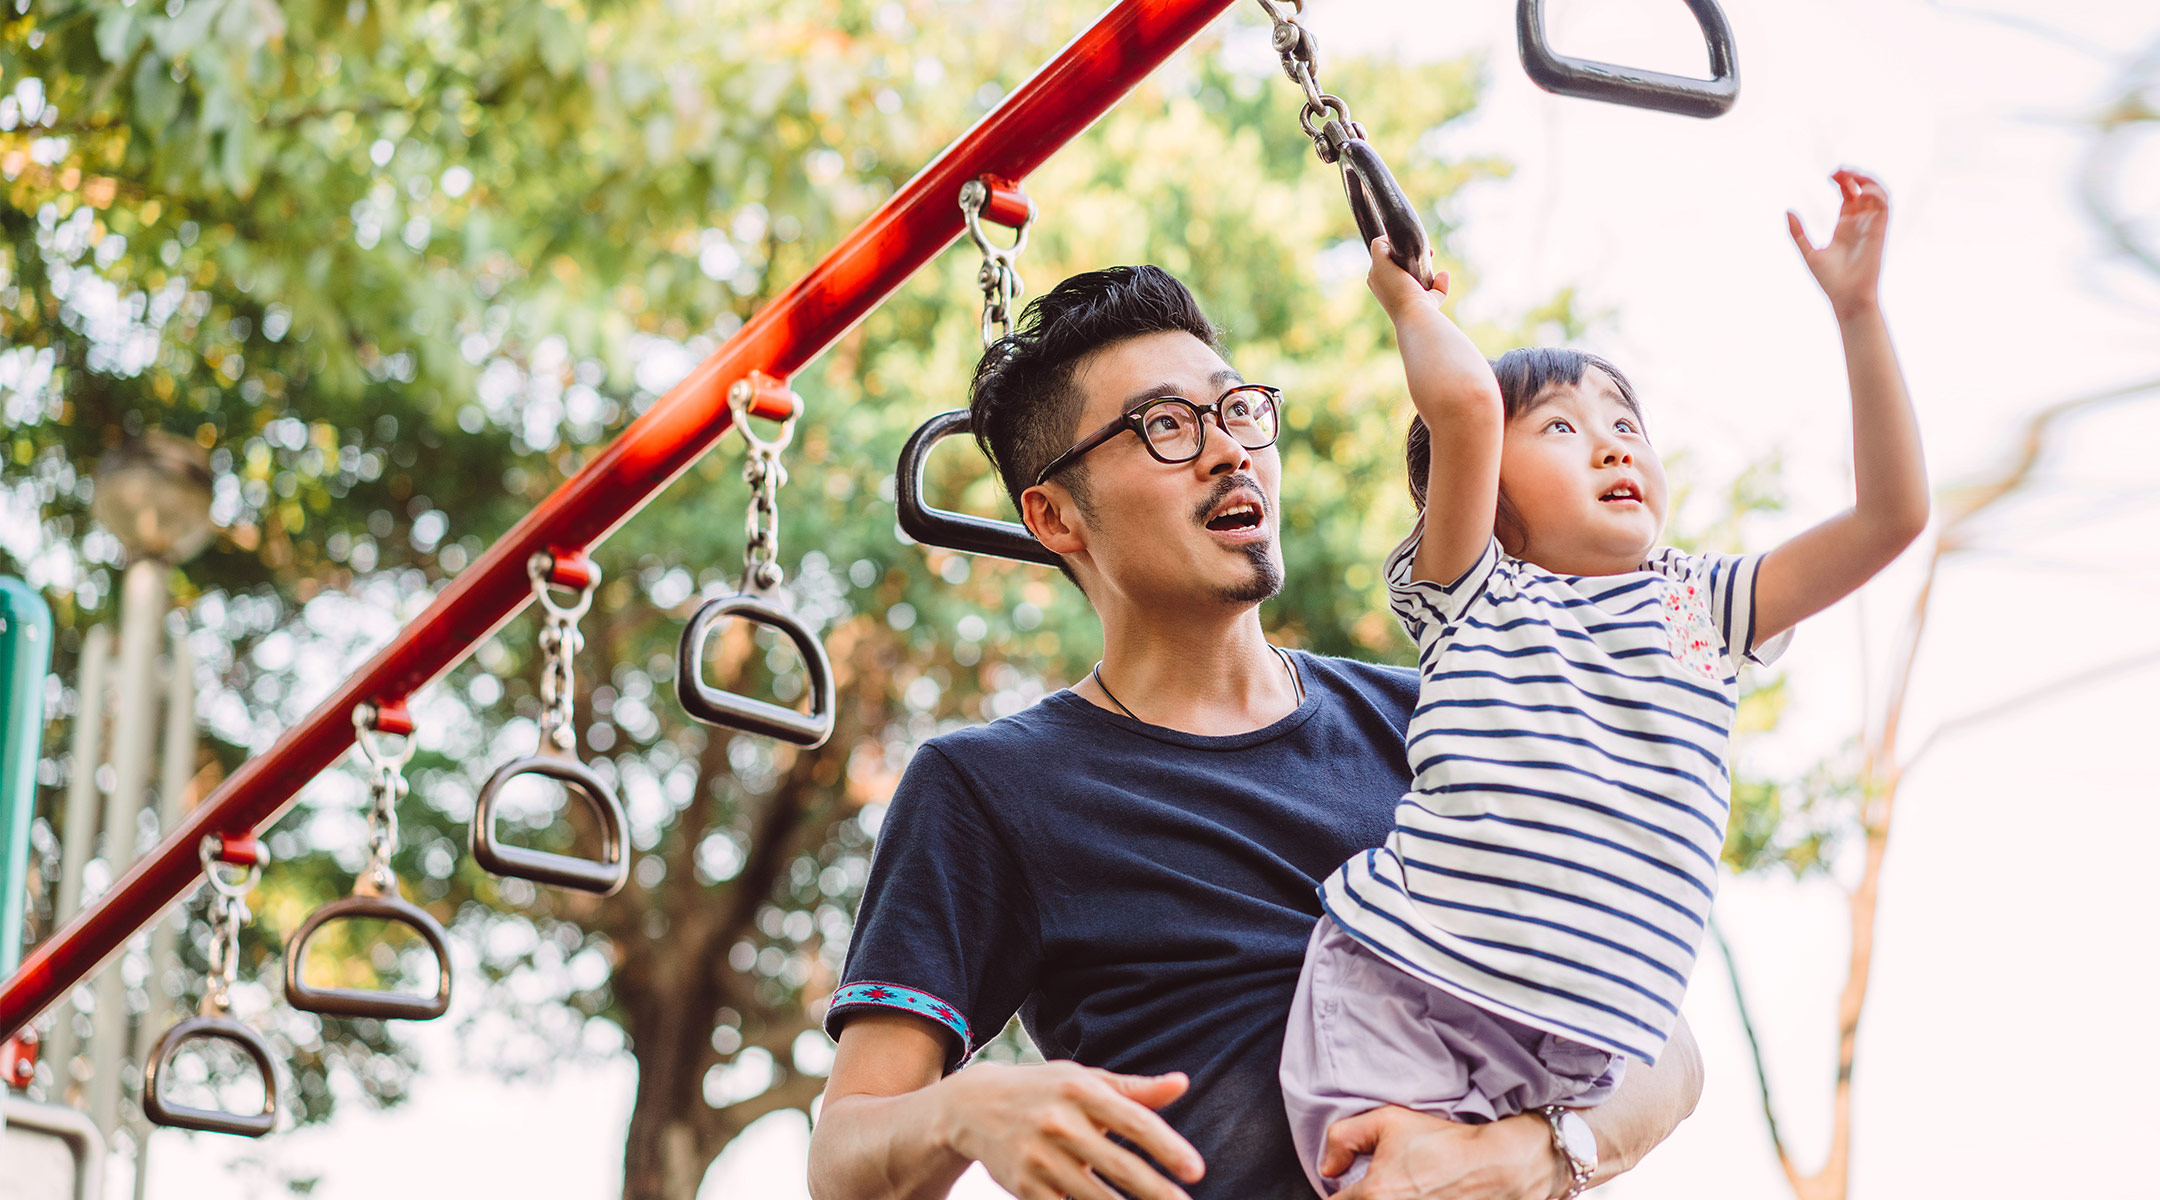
[1539,1105,1594,1199]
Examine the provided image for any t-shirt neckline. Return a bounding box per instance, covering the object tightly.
[1041,649,1325,751]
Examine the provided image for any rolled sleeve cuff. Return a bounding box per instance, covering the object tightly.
[824,981,973,1071]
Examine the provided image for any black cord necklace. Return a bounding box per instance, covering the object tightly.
[1090,646,1304,724]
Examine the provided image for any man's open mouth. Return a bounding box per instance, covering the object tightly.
[1205,502,1265,532]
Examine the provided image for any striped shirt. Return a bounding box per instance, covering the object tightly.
[1321,528,1789,1063]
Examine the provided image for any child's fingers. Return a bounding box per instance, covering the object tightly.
[1785,210,1815,256]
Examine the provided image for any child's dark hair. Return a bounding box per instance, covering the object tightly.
[1405,347,1643,532]
[968,265,1222,582]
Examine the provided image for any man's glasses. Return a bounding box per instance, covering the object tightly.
[1033,385,1284,487]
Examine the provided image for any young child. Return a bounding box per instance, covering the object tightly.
[1282,169,1929,1196]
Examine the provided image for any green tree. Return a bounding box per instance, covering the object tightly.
[0,2,1614,1195]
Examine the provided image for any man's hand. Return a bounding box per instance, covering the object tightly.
[1324,1107,1560,1200]
[934,1061,1206,1200]
[1787,167,1890,320]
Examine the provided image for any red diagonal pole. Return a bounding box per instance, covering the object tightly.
[3,0,1237,1036]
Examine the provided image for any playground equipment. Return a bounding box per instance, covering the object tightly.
[282,705,453,1020]
[675,374,838,747]
[139,837,278,1137]
[1,0,1742,1141]
[471,553,631,895]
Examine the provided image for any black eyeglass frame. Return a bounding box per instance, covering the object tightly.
[1033,385,1284,487]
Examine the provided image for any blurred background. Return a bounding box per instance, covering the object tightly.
[1,0,2154,1197]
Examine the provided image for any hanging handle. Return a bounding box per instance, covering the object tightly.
[282,894,453,1021]
[470,756,629,895]
[1338,137,1433,289]
[141,1015,279,1137]
[896,410,1063,567]
[675,593,836,747]
[1516,0,1738,119]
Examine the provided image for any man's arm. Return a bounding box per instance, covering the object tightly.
[1321,1014,1705,1200]
[809,1013,1205,1200]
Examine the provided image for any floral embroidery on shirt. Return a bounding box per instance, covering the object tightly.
[1660,579,1723,678]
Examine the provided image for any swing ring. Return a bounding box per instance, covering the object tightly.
[959,179,1034,268]
[728,380,797,459]
[1298,93,1354,153]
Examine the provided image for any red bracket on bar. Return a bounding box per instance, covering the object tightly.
[362,701,415,737]
[211,836,270,868]
[538,549,598,591]
[976,174,1033,229]
[3,1027,37,1090]
[732,370,801,423]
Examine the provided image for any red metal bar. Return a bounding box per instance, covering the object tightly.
[2,0,1236,1036]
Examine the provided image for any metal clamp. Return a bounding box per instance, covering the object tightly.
[282,706,453,1021]
[470,755,628,894]
[675,592,836,747]
[1516,0,1739,119]
[896,410,1062,567]
[142,839,278,1137]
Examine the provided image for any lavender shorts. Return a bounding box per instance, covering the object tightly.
[1280,915,1624,1197]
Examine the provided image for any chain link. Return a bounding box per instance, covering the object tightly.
[960,179,1035,348]
[527,555,595,754]
[196,838,261,1018]
[1253,0,1361,163]
[727,380,796,594]
[352,707,414,896]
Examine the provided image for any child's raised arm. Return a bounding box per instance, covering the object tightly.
[1367,238,1504,587]
[1752,169,1931,648]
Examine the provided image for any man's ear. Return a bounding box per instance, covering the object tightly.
[1021,483,1087,558]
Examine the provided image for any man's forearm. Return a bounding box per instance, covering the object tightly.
[809,1084,972,1200]
[1580,1015,1704,1185]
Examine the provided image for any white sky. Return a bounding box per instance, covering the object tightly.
[121,1,2160,1197]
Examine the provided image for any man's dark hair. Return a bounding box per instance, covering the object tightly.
[969,265,1222,583]
[1405,347,1643,542]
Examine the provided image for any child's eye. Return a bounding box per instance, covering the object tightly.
[1544,418,1574,434]
[1615,419,1638,434]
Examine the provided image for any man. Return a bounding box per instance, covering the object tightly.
[807,266,1702,1200]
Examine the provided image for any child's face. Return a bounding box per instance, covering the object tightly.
[1495,369,1668,575]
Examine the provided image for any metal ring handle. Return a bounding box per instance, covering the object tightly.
[1516,0,1739,119]
[1339,138,1433,290]
[282,894,453,1021]
[470,755,628,895]
[141,1015,278,1137]
[896,411,1064,568]
[674,592,836,748]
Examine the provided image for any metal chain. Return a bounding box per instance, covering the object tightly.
[527,555,595,754]
[196,838,261,1018]
[727,381,796,593]
[960,179,1035,348]
[1253,0,1361,163]
[352,707,415,896]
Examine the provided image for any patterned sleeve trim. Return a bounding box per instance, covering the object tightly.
[827,981,972,1060]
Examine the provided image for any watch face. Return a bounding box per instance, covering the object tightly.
[1560,1111,1599,1169]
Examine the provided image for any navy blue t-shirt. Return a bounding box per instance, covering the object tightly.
[826,652,1417,1198]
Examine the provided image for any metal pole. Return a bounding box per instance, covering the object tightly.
[0,578,55,975]
[128,631,192,1200]
[87,560,166,1135]
[0,0,1236,1035]
[40,624,109,1098]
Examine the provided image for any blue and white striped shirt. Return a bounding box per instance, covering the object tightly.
[1320,529,1788,1063]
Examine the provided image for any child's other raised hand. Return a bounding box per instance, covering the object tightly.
[1366,236,1450,321]
[1788,168,1889,319]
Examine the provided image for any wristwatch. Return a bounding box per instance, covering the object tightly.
[1539,1105,1597,1199]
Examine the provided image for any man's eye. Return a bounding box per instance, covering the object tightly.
[1226,398,1252,418]
[1146,414,1184,435]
